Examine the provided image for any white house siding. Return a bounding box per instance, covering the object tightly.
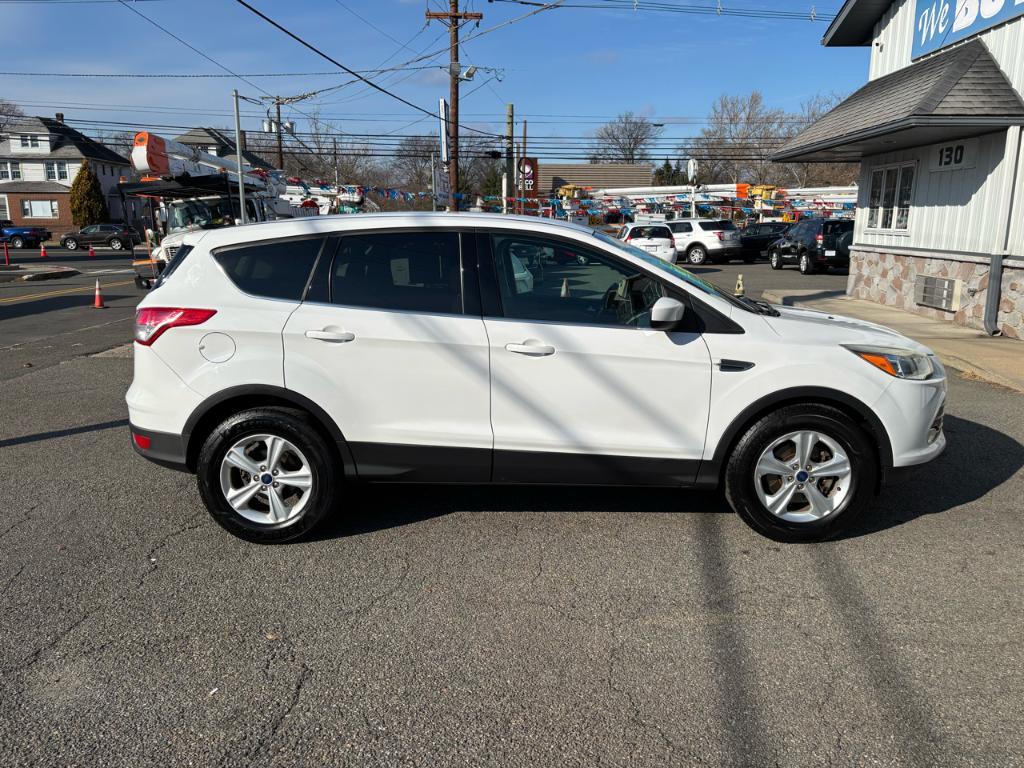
[869,0,1024,90]
[854,130,1021,256]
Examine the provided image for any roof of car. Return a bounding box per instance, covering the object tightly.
[189,211,599,250]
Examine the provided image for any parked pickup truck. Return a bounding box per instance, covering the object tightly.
[0,220,51,249]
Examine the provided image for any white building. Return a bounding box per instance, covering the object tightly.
[775,0,1024,338]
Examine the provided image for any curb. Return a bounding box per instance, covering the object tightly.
[0,267,81,283]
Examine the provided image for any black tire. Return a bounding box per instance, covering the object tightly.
[769,249,783,270]
[799,252,815,275]
[196,407,339,543]
[64,238,79,250]
[687,245,708,265]
[109,238,123,251]
[11,236,24,249]
[724,404,877,543]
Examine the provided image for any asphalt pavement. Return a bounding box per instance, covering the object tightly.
[2,251,1022,767]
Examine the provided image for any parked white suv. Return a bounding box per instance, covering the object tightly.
[127,213,946,543]
[667,218,743,265]
[616,223,677,263]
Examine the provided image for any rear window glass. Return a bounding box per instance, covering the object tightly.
[698,220,736,231]
[824,220,854,235]
[214,237,323,300]
[629,226,672,240]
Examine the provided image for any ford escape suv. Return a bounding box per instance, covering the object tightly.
[127,213,946,543]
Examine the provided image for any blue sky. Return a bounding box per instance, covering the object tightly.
[1,0,870,158]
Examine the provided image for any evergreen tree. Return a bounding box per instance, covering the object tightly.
[69,160,109,226]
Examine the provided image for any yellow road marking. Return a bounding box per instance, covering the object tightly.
[0,279,135,305]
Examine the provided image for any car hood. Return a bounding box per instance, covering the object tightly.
[763,304,932,354]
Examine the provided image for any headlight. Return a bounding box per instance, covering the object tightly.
[843,344,935,380]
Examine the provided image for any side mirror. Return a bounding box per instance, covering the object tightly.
[650,296,686,331]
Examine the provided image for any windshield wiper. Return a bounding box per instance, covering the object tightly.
[736,295,780,316]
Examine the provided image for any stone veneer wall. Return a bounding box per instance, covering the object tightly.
[847,247,1024,339]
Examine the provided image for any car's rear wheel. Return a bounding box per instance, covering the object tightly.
[11,236,24,249]
[769,250,783,270]
[687,245,708,265]
[64,238,78,250]
[724,404,876,542]
[109,238,123,251]
[799,252,815,275]
[196,408,338,543]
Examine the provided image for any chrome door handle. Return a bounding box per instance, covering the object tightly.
[505,341,555,357]
[305,329,355,343]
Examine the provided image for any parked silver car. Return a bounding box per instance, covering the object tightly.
[666,219,743,265]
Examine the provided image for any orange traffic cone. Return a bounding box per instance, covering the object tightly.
[40,243,47,258]
[88,244,95,258]
[93,279,105,309]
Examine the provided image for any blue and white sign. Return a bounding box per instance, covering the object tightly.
[913,0,1024,59]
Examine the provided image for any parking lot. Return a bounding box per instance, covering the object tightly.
[2,252,1023,767]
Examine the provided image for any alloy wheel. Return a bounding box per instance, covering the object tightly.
[110,239,123,250]
[218,433,314,527]
[688,247,706,265]
[753,430,853,523]
[65,239,78,250]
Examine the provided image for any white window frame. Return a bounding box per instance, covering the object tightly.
[0,161,21,180]
[21,199,59,218]
[0,194,8,220]
[865,161,916,235]
[19,134,39,148]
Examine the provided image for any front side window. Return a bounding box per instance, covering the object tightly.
[331,231,462,315]
[214,237,324,301]
[699,220,735,231]
[868,163,915,231]
[491,233,670,328]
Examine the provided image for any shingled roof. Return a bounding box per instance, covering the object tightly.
[537,164,653,195]
[773,40,1024,163]
[0,116,130,164]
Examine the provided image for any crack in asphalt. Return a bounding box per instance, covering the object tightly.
[606,632,677,764]
[0,504,37,542]
[135,510,207,588]
[243,664,311,766]
[0,604,102,676]
[340,552,412,618]
[1,563,26,594]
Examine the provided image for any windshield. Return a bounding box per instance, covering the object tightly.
[166,196,248,234]
[593,230,752,312]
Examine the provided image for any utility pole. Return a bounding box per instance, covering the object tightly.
[232,89,247,224]
[332,137,339,187]
[275,101,284,170]
[426,1,482,212]
[505,104,514,214]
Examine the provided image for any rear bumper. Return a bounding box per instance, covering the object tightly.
[129,422,189,472]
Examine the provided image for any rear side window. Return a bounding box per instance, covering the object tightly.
[824,220,854,236]
[331,231,462,314]
[214,237,323,300]
[699,220,735,231]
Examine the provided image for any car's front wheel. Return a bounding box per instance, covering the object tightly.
[724,404,876,542]
[196,408,338,543]
[687,245,708,265]
[769,250,782,269]
[64,238,78,250]
[10,236,24,249]
[109,238,124,251]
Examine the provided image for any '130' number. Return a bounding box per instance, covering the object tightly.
[938,145,965,166]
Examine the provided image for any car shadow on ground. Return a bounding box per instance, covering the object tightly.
[319,415,1022,542]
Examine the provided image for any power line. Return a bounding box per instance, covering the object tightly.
[0,66,475,79]
[490,0,834,21]
[232,0,501,138]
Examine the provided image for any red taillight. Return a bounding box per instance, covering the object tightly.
[715,231,724,241]
[816,233,824,244]
[134,307,216,346]
[132,433,151,450]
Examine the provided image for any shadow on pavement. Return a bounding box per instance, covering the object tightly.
[0,292,136,321]
[841,414,1024,538]
[0,418,129,449]
[320,484,731,538]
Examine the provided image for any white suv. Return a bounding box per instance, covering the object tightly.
[127,213,946,543]
[667,218,743,265]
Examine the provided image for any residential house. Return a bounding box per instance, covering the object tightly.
[774,0,1024,338]
[0,113,138,236]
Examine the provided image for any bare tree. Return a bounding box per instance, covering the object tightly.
[778,93,859,188]
[391,135,436,190]
[0,99,25,133]
[591,112,663,164]
[690,91,788,184]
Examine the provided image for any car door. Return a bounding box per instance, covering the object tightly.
[282,229,492,482]
[79,225,100,244]
[480,230,713,485]
[669,221,694,251]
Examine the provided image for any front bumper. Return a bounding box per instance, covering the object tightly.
[873,368,948,468]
